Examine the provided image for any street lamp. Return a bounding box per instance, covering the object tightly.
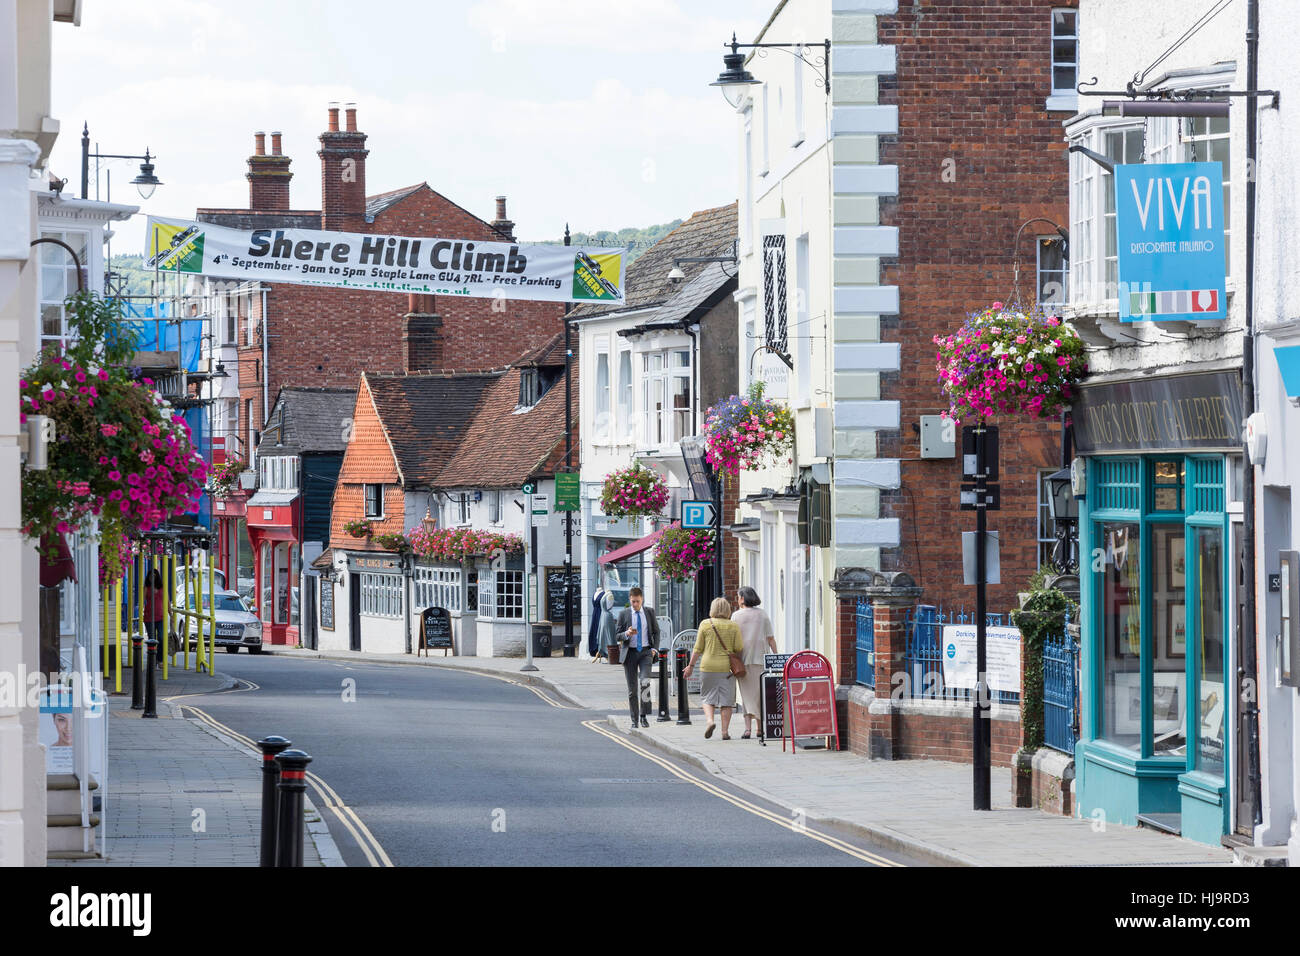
[81,123,163,201]
[711,32,830,107]
[1044,467,1079,571]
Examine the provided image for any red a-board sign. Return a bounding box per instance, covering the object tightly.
[782,650,839,752]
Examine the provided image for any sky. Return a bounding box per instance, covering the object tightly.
[49,0,776,253]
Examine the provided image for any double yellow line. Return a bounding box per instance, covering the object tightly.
[582,720,902,867]
[173,684,393,867]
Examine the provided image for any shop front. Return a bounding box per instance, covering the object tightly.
[245,490,302,647]
[1073,371,1244,845]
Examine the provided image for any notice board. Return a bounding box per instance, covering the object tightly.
[544,566,582,625]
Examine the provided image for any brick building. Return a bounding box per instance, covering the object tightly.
[195,103,565,618]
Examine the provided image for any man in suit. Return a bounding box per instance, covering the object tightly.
[614,586,660,729]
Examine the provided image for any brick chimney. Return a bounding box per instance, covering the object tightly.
[402,293,443,373]
[490,195,515,241]
[247,130,292,211]
[318,101,369,231]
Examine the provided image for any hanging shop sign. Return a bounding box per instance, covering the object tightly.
[1072,371,1243,454]
[144,216,625,305]
[1115,162,1226,322]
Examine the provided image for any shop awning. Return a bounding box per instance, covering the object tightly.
[598,522,679,565]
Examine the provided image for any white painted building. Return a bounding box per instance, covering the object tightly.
[725,0,899,657]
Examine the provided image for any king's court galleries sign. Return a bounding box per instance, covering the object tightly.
[145,216,626,305]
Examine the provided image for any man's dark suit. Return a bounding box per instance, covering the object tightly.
[615,605,660,723]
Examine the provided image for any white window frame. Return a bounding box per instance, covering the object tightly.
[616,348,633,440]
[494,569,524,620]
[38,229,90,350]
[741,107,754,254]
[794,234,811,409]
[760,84,770,176]
[1036,469,1058,568]
[639,347,692,448]
[1050,8,1078,95]
[414,565,461,613]
[1036,236,1068,313]
[456,492,471,526]
[792,56,805,146]
[360,572,402,619]
[364,483,385,519]
[594,344,611,440]
[489,489,502,525]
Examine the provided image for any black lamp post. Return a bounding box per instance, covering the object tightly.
[711,33,831,105]
[1044,467,1078,572]
[81,123,163,201]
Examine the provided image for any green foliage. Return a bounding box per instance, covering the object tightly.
[550,220,683,266]
[1011,581,1078,751]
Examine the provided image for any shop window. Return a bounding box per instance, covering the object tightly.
[359,572,402,618]
[1151,459,1185,512]
[1099,521,1142,750]
[415,566,461,612]
[1193,526,1226,775]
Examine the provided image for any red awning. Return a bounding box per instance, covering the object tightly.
[597,522,679,565]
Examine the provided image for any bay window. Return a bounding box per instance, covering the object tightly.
[39,230,89,350]
[640,348,692,447]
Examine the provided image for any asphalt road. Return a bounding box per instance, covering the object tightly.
[187,653,918,867]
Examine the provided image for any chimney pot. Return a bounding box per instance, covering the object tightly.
[254,131,266,156]
[270,131,282,156]
[345,103,357,132]
[495,196,507,220]
[327,103,340,132]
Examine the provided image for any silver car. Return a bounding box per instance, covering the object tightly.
[185,589,263,654]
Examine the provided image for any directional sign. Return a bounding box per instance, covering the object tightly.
[681,500,717,529]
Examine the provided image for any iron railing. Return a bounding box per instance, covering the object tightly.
[854,597,874,688]
[903,605,1019,704]
[1043,618,1080,754]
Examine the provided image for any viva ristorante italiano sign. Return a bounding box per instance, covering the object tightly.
[144,216,626,305]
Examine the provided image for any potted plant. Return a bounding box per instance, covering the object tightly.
[702,381,795,479]
[372,531,410,552]
[342,518,375,539]
[653,527,715,582]
[209,458,246,498]
[20,290,208,582]
[933,302,1088,423]
[601,461,670,518]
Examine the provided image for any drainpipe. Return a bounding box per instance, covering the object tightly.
[260,285,270,418]
[1241,0,1262,830]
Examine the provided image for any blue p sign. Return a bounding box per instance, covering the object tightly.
[682,501,714,529]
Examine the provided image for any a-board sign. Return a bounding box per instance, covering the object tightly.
[544,566,582,625]
[762,671,785,741]
[420,606,453,655]
[782,650,840,752]
[319,577,335,631]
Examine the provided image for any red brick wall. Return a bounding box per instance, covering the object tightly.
[876,1,1076,612]
[331,377,404,551]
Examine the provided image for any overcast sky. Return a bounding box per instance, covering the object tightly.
[49,0,774,253]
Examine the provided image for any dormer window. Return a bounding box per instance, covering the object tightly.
[518,366,562,410]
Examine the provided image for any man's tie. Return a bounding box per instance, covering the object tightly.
[636,611,643,652]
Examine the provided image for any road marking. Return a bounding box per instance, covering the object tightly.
[177,698,393,868]
[459,669,580,709]
[581,719,902,867]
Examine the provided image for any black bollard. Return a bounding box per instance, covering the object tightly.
[656,648,671,722]
[257,736,292,867]
[675,647,692,725]
[130,635,144,710]
[274,749,312,868]
[142,637,159,718]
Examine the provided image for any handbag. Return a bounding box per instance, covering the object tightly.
[709,621,746,679]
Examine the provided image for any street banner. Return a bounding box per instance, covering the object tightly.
[939,624,1021,694]
[144,215,626,305]
[1115,162,1226,322]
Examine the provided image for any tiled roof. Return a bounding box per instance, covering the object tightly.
[260,387,358,455]
[512,330,569,368]
[364,371,503,485]
[364,183,426,219]
[196,209,322,230]
[568,202,737,320]
[433,355,576,489]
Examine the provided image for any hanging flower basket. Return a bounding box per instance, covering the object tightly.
[208,458,246,498]
[20,291,208,584]
[372,531,410,552]
[405,526,524,563]
[601,461,670,518]
[703,381,795,478]
[653,527,715,582]
[343,518,375,539]
[933,302,1088,423]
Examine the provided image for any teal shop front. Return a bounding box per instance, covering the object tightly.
[1072,372,1244,845]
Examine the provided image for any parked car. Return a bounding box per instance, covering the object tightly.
[183,589,263,654]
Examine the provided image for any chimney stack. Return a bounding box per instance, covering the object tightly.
[319,102,369,231]
[402,296,443,373]
[490,195,515,241]
[248,130,292,212]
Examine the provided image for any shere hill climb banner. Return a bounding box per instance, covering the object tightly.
[144,215,626,305]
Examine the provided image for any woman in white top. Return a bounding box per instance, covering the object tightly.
[731,586,777,739]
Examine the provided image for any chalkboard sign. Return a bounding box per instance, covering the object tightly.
[420,606,453,656]
[544,566,582,625]
[319,577,335,631]
[762,671,785,742]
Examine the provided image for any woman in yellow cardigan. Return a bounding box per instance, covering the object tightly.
[682,596,744,739]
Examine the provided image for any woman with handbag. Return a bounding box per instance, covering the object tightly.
[732,587,777,739]
[681,596,745,740]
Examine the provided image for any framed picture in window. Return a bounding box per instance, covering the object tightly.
[1114,603,1140,657]
[1166,535,1186,590]
[1166,602,1186,657]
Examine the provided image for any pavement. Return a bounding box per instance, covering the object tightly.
[50,664,343,868]
[276,645,1235,867]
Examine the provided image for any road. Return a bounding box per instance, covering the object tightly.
[181,653,919,867]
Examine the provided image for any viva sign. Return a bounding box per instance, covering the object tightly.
[144,216,625,305]
[1116,162,1226,322]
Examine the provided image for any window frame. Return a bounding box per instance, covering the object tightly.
[364,483,384,519]
[494,569,525,620]
[38,228,91,350]
[1050,8,1079,96]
